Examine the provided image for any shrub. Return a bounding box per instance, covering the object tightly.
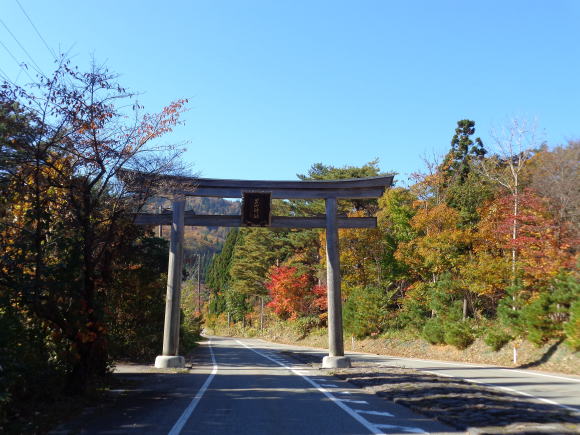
[422,318,446,345]
[292,316,322,339]
[180,312,203,354]
[444,322,475,350]
[564,300,580,351]
[484,328,512,351]
[344,286,392,338]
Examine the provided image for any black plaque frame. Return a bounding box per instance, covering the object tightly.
[241,191,272,227]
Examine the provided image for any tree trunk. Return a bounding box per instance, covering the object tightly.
[511,184,519,365]
[65,336,107,395]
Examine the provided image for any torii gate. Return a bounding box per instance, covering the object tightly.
[122,171,393,369]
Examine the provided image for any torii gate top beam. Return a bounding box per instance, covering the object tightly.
[119,170,394,199]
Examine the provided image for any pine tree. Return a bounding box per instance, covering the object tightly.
[206,229,240,314]
[441,120,492,225]
[229,228,291,297]
[442,119,486,183]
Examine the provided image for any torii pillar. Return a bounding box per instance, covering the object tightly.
[322,197,350,368]
[155,197,186,368]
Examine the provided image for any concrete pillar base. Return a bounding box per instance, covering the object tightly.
[321,356,351,369]
[155,355,185,368]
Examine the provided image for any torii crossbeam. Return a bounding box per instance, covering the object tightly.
[120,170,393,369]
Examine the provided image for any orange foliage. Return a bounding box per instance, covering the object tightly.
[266,266,323,320]
[477,190,575,288]
[396,203,469,279]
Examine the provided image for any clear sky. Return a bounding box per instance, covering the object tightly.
[1,0,579,183]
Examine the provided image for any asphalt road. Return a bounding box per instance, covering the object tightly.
[54,336,456,435]
[246,337,580,413]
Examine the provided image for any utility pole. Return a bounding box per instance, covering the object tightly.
[197,253,201,312]
[158,205,163,238]
[260,296,264,330]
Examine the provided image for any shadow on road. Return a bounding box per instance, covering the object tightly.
[332,367,580,431]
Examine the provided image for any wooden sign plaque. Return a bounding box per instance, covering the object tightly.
[242,192,271,227]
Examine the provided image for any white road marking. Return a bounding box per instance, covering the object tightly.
[338,399,369,405]
[373,354,580,382]
[355,410,395,417]
[417,368,579,413]
[235,339,392,435]
[423,370,454,378]
[464,378,580,413]
[252,339,580,418]
[375,423,426,433]
[505,369,580,383]
[168,340,218,435]
[414,367,580,413]
[320,383,340,388]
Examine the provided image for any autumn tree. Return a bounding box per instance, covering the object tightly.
[106,235,169,360]
[229,228,292,297]
[527,140,579,245]
[0,59,188,394]
[479,119,541,281]
[266,266,314,320]
[477,119,544,362]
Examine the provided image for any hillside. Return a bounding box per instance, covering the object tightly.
[145,196,240,277]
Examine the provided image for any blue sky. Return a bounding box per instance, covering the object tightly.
[1,1,579,184]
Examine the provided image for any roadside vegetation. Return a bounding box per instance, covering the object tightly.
[0,60,200,433]
[205,121,579,370]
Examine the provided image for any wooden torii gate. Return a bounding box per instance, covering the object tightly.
[123,172,393,369]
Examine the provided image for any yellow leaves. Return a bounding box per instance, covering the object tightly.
[411,203,460,236]
[460,253,510,299]
[396,203,470,277]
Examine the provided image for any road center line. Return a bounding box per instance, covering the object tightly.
[168,340,218,435]
[235,338,425,435]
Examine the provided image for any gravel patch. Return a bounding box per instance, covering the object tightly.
[281,351,580,434]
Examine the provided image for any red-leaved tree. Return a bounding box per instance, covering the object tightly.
[266,266,326,320]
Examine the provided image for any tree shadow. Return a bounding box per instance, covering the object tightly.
[333,370,580,431]
[517,338,565,369]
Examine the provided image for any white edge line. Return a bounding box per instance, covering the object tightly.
[462,378,580,413]
[373,355,580,383]
[420,372,579,413]
[424,370,579,413]
[423,371,454,378]
[505,369,580,383]
[168,340,218,435]
[234,339,388,435]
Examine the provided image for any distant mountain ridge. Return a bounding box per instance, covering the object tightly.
[144,196,240,278]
